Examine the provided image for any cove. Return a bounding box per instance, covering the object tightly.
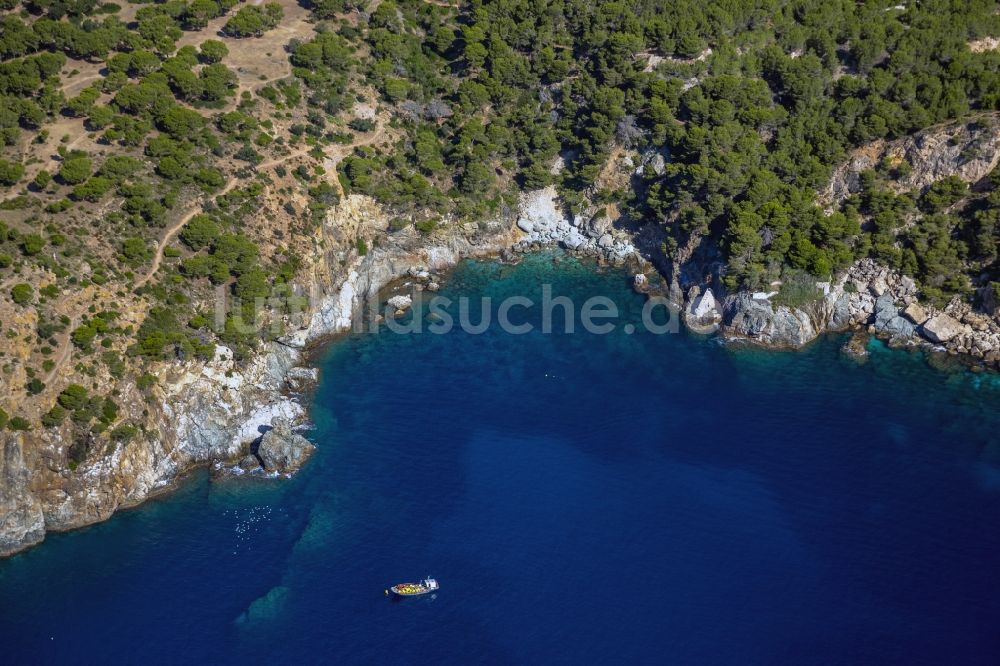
[2,252,1000,664]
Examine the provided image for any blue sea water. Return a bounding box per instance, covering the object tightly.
[3,252,1000,664]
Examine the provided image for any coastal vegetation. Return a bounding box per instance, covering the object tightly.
[0,0,998,438]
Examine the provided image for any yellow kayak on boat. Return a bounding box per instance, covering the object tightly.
[387,577,439,597]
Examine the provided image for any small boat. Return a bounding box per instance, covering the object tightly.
[386,577,439,597]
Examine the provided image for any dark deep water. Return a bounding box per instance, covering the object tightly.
[3,252,1000,664]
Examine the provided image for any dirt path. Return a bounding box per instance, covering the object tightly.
[39,109,392,390]
[62,71,103,98]
[43,315,77,386]
[135,115,393,288]
[134,144,317,288]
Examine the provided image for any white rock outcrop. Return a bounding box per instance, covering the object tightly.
[515,186,636,262]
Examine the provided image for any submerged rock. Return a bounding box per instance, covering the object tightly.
[498,248,520,264]
[257,417,315,475]
[235,586,290,626]
[841,332,870,360]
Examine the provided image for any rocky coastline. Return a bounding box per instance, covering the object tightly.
[0,185,640,557]
[666,258,1000,370]
[4,177,998,557]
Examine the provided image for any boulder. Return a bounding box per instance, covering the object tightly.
[902,302,928,325]
[883,316,915,340]
[257,417,315,475]
[874,293,896,313]
[870,275,888,297]
[387,295,412,312]
[691,288,718,319]
[685,288,722,333]
[517,186,564,236]
[238,455,261,471]
[855,292,875,315]
[285,366,319,392]
[921,313,964,343]
[562,230,588,250]
[872,293,898,332]
[962,311,992,332]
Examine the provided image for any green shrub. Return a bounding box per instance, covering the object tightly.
[772,270,823,309]
[42,405,67,427]
[72,324,97,350]
[415,218,438,234]
[58,384,89,410]
[110,423,138,443]
[0,159,25,186]
[137,373,157,390]
[11,283,33,305]
[21,234,45,255]
[348,118,376,133]
[58,156,92,185]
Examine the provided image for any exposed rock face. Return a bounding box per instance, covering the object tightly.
[721,293,817,347]
[869,293,915,340]
[684,287,722,334]
[634,148,667,177]
[514,185,636,262]
[0,192,524,557]
[922,313,966,343]
[285,367,319,393]
[8,141,1000,557]
[238,455,261,472]
[257,417,315,475]
[822,115,1000,208]
[0,435,46,556]
[711,254,1000,364]
[883,316,916,340]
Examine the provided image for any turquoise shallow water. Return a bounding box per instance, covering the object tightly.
[2,252,1000,663]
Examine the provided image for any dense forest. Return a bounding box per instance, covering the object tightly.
[330,0,1000,299]
[1,0,1000,434]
